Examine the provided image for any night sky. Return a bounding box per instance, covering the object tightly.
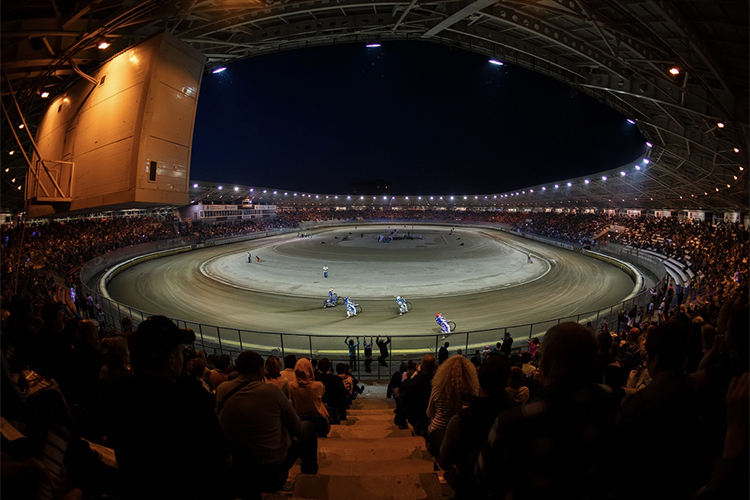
[190,41,647,196]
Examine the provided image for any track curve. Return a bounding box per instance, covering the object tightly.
[106,225,634,341]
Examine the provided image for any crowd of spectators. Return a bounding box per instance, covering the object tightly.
[0,208,747,498]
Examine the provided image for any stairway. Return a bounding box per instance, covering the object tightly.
[265,382,452,500]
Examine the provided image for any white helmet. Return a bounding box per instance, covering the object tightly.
[396,296,401,300]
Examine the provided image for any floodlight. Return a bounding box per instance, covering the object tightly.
[489,59,504,66]
[212,67,227,74]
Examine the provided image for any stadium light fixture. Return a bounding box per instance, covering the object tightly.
[669,67,680,76]
[263,190,267,193]
[366,43,381,48]
[98,41,111,49]
[584,179,590,184]
[218,186,223,190]
[627,119,635,125]
[646,142,653,148]
[273,191,277,195]
[541,187,546,191]
[489,59,504,66]
[4,168,8,172]
[717,122,725,128]
[643,159,650,164]
[566,183,572,187]
[620,171,626,176]
[635,165,641,171]
[601,176,607,181]
[733,147,740,153]
[234,186,239,191]
[41,92,49,98]
[529,190,533,193]
[212,67,227,74]
[554,185,559,189]
[193,183,198,188]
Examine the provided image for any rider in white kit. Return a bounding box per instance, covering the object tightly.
[396,296,408,315]
[346,297,357,318]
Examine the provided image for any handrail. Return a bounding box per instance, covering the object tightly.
[81,221,669,376]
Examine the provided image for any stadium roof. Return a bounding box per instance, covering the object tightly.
[2,0,748,214]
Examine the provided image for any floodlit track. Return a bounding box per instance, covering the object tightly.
[107,226,634,343]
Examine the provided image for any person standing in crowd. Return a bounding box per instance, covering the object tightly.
[363,337,374,373]
[438,342,450,364]
[500,332,513,358]
[376,336,391,366]
[345,336,359,371]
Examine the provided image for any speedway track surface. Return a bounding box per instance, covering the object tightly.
[106,226,634,350]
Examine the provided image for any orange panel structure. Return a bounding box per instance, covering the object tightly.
[26,32,205,217]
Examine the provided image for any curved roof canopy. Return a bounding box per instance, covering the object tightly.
[2,0,748,213]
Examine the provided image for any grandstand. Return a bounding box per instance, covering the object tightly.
[1,2,748,499]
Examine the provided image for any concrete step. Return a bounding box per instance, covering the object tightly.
[321,437,425,449]
[350,401,396,411]
[289,473,445,500]
[320,443,427,462]
[329,425,414,439]
[346,410,397,419]
[317,457,434,476]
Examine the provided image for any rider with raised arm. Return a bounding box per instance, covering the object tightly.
[345,297,357,318]
[396,296,408,315]
[436,313,451,338]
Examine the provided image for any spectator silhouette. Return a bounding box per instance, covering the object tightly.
[476,322,620,500]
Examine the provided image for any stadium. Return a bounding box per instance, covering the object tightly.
[1,2,748,500]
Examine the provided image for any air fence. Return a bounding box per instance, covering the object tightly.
[81,222,668,379]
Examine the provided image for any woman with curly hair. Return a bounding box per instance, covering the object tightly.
[425,355,479,456]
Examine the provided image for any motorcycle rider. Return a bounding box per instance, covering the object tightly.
[436,313,451,338]
[346,297,357,318]
[396,296,408,315]
[326,288,337,307]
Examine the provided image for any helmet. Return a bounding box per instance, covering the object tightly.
[396,296,401,300]
[436,313,441,317]
[329,289,334,292]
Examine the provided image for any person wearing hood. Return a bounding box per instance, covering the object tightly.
[289,357,330,437]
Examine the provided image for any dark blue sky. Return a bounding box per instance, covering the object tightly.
[191,41,647,195]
